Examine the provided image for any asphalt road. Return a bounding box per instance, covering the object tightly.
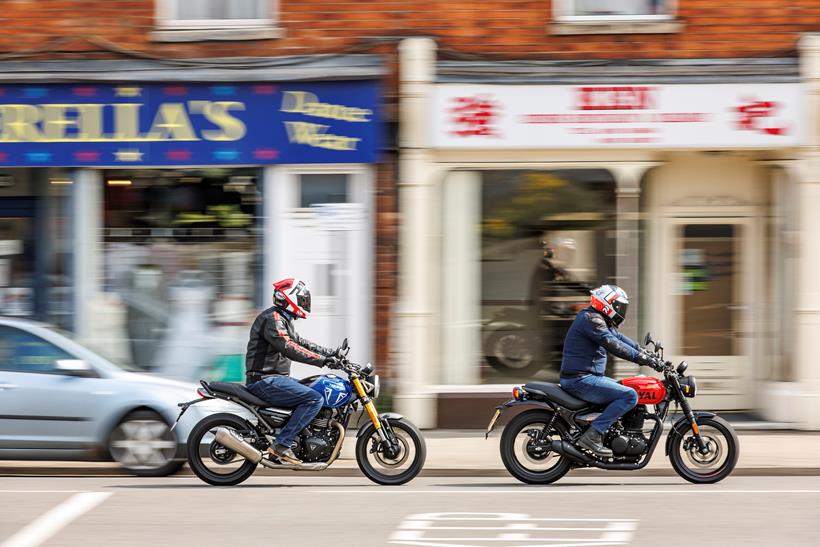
[1,475,819,547]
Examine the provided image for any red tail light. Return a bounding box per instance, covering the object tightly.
[197,388,212,398]
[512,386,526,400]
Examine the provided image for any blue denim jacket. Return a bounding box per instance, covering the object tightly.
[560,307,647,376]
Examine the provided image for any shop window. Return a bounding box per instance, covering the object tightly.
[441,169,617,385]
[299,174,349,208]
[102,169,262,379]
[555,0,675,20]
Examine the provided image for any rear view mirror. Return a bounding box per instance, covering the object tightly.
[643,332,652,346]
[55,359,95,377]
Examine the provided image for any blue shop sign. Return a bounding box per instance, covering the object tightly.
[0,81,379,166]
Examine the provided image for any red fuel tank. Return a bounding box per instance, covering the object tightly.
[620,376,667,405]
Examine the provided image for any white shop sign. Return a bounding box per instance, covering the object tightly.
[431,83,803,149]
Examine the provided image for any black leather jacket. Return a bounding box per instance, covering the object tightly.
[245,306,334,384]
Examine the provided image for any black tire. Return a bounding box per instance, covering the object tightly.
[484,329,544,377]
[108,409,184,477]
[668,415,739,484]
[500,410,571,485]
[356,417,426,486]
[187,413,258,486]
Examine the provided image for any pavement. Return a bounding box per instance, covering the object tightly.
[1,475,820,546]
[2,429,819,477]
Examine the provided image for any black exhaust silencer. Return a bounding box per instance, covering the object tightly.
[549,439,595,464]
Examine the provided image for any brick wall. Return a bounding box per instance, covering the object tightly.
[2,0,817,378]
[1,1,818,60]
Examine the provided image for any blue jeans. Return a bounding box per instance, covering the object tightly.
[247,375,324,448]
[560,374,638,434]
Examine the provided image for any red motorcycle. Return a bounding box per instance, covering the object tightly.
[487,333,739,484]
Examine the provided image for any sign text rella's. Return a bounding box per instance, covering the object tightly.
[0,82,379,166]
[432,83,803,149]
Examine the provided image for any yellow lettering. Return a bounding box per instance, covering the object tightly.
[201,101,246,141]
[77,104,103,140]
[144,103,198,141]
[0,105,42,141]
[284,121,360,151]
[280,91,372,122]
[112,104,140,140]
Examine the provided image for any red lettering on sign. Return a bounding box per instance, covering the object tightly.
[576,86,657,111]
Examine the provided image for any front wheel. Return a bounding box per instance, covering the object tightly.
[187,413,258,486]
[668,415,739,484]
[356,417,426,485]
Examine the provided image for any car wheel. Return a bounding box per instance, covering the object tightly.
[109,409,184,477]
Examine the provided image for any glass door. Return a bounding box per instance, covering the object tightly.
[670,219,753,410]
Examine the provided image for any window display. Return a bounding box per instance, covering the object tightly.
[442,169,617,385]
[102,168,262,380]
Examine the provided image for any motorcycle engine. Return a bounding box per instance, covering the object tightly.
[608,428,648,457]
[296,417,341,463]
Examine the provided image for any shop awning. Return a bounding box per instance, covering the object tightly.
[436,57,799,84]
[0,54,384,82]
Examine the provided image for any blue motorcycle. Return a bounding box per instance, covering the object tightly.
[175,339,426,486]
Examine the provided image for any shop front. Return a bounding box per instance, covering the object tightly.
[394,38,805,427]
[0,69,381,381]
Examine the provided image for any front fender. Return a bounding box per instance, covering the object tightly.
[665,411,716,456]
[356,412,405,437]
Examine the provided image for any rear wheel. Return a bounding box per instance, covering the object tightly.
[187,413,258,486]
[668,415,739,484]
[500,410,571,485]
[484,329,544,377]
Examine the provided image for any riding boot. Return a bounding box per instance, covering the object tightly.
[576,428,613,459]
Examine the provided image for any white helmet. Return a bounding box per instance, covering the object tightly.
[590,285,629,327]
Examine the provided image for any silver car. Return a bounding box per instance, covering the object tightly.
[0,317,220,476]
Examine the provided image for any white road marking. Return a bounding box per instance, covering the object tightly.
[321,489,820,494]
[0,491,111,547]
[390,512,637,547]
[0,490,82,493]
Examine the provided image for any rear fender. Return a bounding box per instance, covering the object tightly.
[665,411,716,456]
[485,399,559,437]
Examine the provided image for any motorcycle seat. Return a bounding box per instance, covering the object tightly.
[208,382,273,408]
[524,381,589,410]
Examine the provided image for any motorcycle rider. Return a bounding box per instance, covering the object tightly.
[245,278,340,465]
[560,285,661,459]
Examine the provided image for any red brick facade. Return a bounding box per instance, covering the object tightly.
[1,0,817,377]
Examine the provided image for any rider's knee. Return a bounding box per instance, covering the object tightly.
[308,392,324,408]
[624,388,638,408]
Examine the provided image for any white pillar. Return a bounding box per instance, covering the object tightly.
[441,171,481,385]
[395,37,438,427]
[72,169,103,343]
[790,34,820,428]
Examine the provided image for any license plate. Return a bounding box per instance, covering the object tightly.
[486,409,502,435]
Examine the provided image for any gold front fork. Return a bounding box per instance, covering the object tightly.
[351,376,381,431]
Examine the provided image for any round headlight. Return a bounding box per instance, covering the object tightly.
[372,375,380,399]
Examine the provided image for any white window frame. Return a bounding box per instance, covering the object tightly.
[156,0,277,30]
[554,0,676,22]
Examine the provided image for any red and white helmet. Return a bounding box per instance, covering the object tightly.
[273,278,312,319]
[590,285,629,327]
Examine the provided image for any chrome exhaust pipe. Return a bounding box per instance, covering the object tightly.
[214,428,262,464]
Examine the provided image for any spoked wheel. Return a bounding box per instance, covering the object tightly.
[187,413,258,486]
[668,416,739,484]
[356,417,426,485]
[109,410,183,477]
[500,410,571,484]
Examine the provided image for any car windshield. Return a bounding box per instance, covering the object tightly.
[46,326,142,372]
